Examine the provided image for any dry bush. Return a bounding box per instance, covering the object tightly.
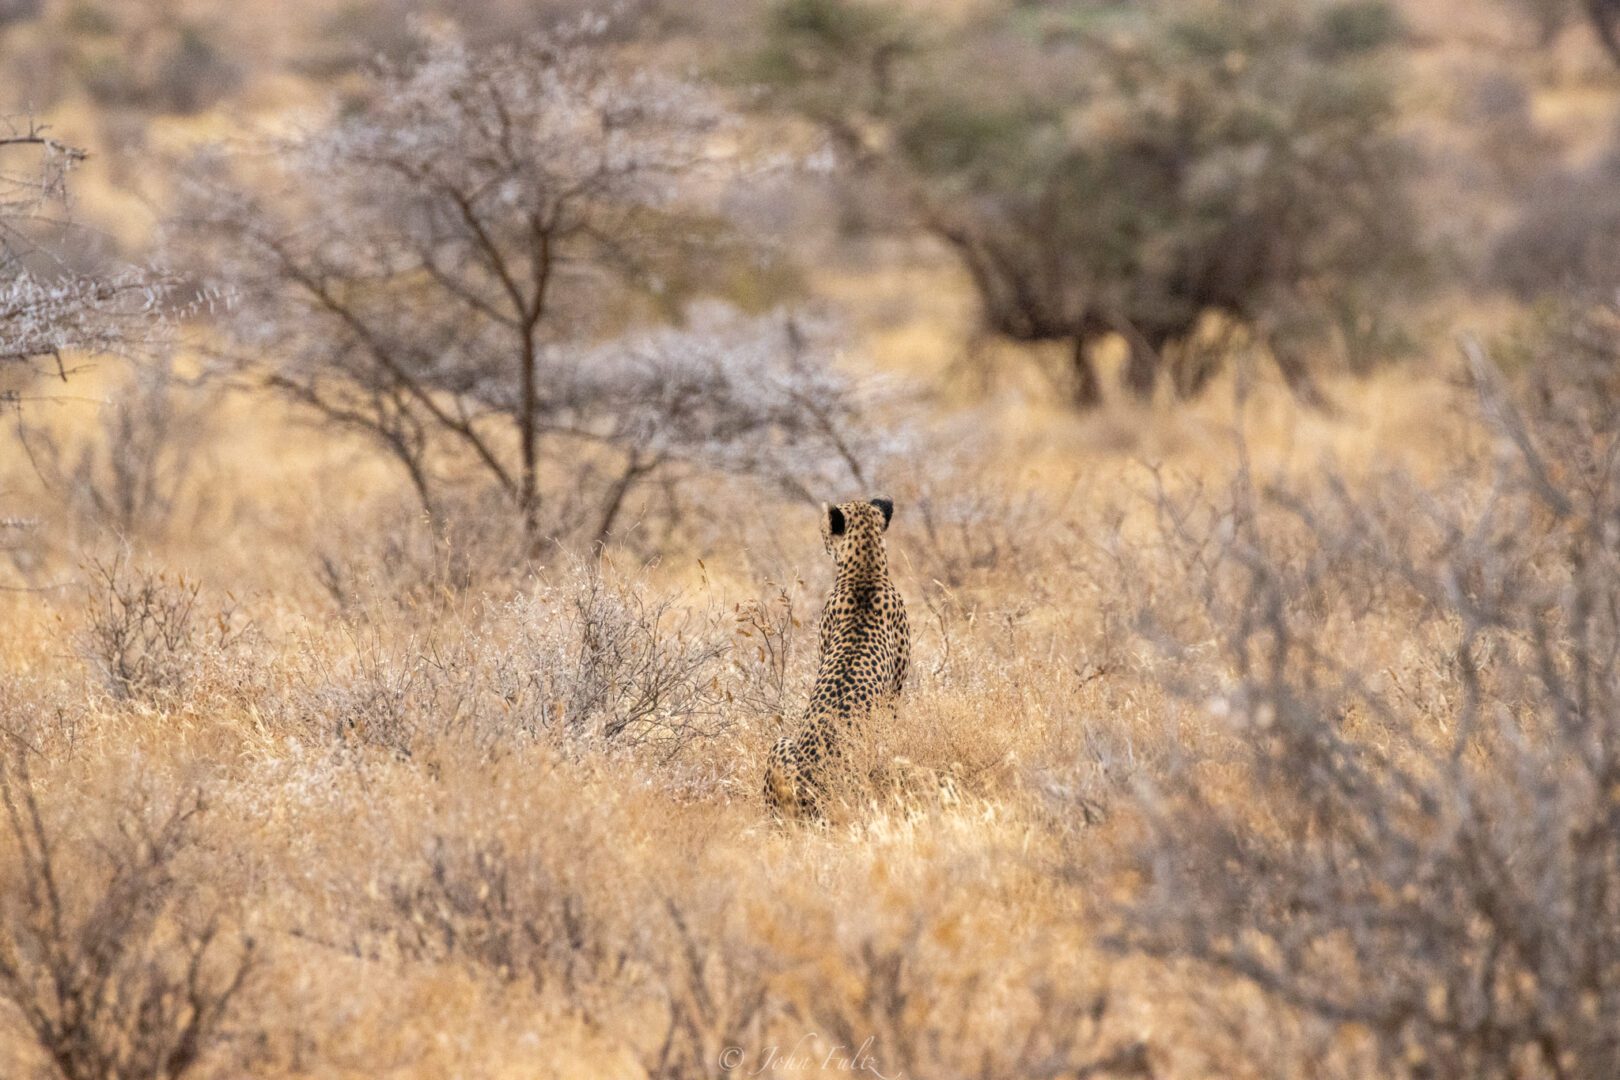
[726,578,817,727]
[381,835,640,1013]
[645,895,774,1080]
[0,760,254,1080]
[311,488,530,612]
[548,572,733,746]
[285,567,737,759]
[77,555,250,703]
[23,357,216,542]
[1109,306,1620,1077]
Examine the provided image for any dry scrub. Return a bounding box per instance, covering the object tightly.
[3,303,1618,1078]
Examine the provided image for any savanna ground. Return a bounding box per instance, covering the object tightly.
[4,1,1620,1078]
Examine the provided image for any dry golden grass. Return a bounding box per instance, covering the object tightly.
[0,250,1523,1077]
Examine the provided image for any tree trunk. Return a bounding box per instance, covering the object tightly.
[518,332,540,550]
[1071,335,1102,409]
[1112,317,1162,401]
[1270,338,1335,414]
[1124,337,1160,400]
[593,452,660,551]
[1588,0,1620,65]
[518,229,554,556]
[1175,335,1225,400]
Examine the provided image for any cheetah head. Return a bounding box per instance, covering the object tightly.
[821,497,894,563]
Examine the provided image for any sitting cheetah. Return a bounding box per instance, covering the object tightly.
[764,497,909,819]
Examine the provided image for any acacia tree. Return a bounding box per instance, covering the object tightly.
[2,117,166,575]
[180,27,891,549]
[752,0,1423,407]
[0,118,159,383]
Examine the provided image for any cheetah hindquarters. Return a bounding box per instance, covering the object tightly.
[764,734,823,820]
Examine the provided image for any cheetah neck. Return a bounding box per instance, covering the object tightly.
[834,540,888,588]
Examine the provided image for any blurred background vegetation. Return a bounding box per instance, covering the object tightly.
[6,0,1620,425]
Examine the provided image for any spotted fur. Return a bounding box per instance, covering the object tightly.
[764,497,909,819]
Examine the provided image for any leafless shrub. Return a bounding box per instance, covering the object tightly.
[0,760,254,1080]
[382,836,638,1010]
[791,918,1149,1080]
[726,579,813,727]
[78,554,248,702]
[1111,304,1620,1077]
[645,898,772,1080]
[482,570,734,749]
[289,568,736,758]
[23,356,215,541]
[568,572,730,744]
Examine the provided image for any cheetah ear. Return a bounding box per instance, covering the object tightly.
[824,503,847,536]
[869,497,894,531]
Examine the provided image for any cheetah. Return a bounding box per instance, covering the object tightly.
[764,497,909,819]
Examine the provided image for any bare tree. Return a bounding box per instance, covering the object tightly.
[0,117,161,384]
[178,25,895,552]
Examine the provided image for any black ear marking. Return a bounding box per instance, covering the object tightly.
[870,497,894,530]
[826,504,847,536]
